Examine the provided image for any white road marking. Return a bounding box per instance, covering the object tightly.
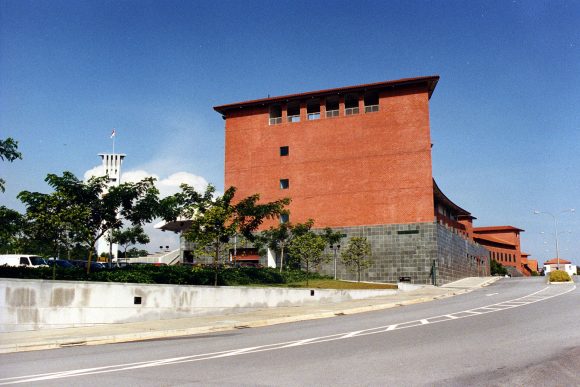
[486,292,499,296]
[0,284,575,385]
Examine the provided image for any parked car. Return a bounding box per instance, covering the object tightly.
[47,259,76,268]
[70,260,106,270]
[0,254,48,267]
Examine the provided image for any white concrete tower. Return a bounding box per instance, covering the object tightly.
[96,153,126,261]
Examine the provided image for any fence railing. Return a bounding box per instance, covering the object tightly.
[364,105,379,113]
[269,117,282,125]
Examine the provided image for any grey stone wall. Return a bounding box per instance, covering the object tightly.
[178,221,489,285]
[316,222,488,285]
[435,223,490,285]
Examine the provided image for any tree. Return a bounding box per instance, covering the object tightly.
[18,172,160,273]
[0,137,23,192]
[341,237,373,282]
[182,185,290,286]
[287,231,328,285]
[490,259,508,276]
[0,206,26,253]
[321,227,344,247]
[125,247,149,258]
[109,225,150,259]
[255,219,314,272]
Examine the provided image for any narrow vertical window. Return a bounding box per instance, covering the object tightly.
[287,102,300,123]
[280,179,289,189]
[280,146,289,156]
[325,96,339,118]
[280,213,289,224]
[269,105,282,125]
[364,91,379,113]
[345,94,359,115]
[307,99,320,120]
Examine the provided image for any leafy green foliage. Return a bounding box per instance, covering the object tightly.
[287,232,328,285]
[490,259,508,276]
[109,225,150,256]
[548,270,571,282]
[181,185,290,286]
[341,237,373,282]
[0,206,26,253]
[18,172,160,273]
[0,137,23,192]
[254,219,313,272]
[0,265,293,286]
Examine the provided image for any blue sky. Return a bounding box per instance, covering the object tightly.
[1,0,579,265]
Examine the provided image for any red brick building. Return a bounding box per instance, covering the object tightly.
[214,76,490,284]
[471,226,526,276]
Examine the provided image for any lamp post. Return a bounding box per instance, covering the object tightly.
[330,244,340,280]
[533,209,575,269]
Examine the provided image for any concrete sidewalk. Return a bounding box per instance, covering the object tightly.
[0,277,499,354]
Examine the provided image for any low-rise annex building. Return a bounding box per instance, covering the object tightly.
[471,226,525,276]
[212,76,490,285]
[543,258,577,277]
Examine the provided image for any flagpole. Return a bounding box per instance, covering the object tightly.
[112,129,115,156]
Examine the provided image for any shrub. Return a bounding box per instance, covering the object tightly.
[531,271,539,277]
[0,264,314,286]
[491,260,508,276]
[549,270,571,282]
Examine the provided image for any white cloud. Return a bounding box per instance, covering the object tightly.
[84,166,209,198]
[121,169,159,184]
[157,171,209,197]
[83,165,105,181]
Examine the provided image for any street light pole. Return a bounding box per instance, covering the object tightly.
[534,209,575,269]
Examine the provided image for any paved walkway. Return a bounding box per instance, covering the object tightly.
[0,277,499,354]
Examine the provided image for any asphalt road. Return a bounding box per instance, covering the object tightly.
[1,277,578,386]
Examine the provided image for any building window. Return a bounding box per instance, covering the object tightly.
[307,99,320,120]
[269,105,282,125]
[364,91,379,113]
[280,146,289,156]
[287,102,300,123]
[325,96,339,118]
[280,179,289,189]
[345,94,359,115]
[280,213,289,224]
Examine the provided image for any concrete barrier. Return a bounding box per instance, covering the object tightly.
[0,278,396,332]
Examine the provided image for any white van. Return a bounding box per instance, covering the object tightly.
[0,254,49,268]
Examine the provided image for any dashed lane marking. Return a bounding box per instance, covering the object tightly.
[0,284,575,385]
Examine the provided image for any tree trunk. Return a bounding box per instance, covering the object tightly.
[357,264,361,282]
[86,246,94,275]
[306,261,309,286]
[279,244,285,273]
[214,241,219,287]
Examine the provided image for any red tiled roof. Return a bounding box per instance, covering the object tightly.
[544,258,572,265]
[213,75,440,114]
[473,233,516,247]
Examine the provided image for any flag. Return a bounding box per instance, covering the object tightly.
[110,129,116,139]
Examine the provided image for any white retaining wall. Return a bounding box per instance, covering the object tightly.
[0,278,396,332]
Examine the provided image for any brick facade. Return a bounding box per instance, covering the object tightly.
[207,76,506,284]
